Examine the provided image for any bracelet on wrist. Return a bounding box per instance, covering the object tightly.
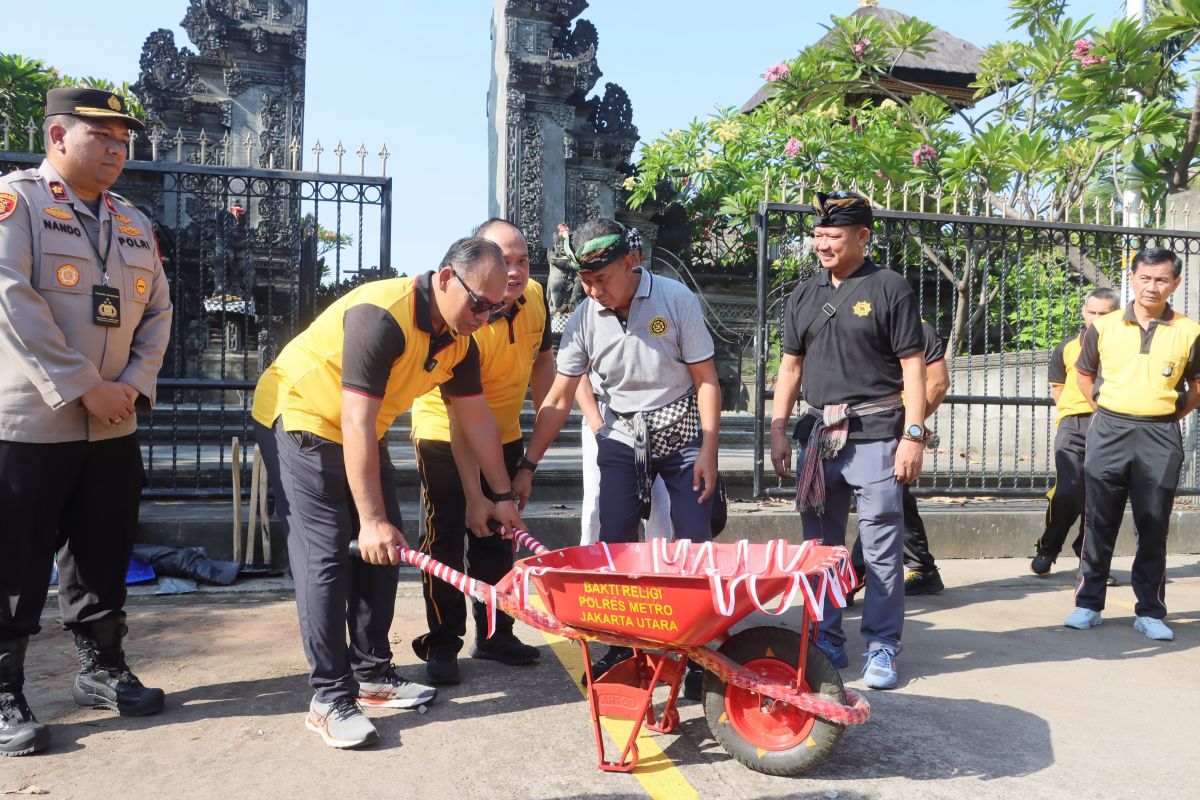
[516,456,539,473]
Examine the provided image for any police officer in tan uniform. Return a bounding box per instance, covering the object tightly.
[0,88,172,756]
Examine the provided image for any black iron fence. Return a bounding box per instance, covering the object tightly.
[0,152,392,497]
[752,201,1200,498]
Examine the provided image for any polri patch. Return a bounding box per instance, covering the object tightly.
[853,300,873,317]
[135,277,147,296]
[56,264,81,287]
[114,213,132,224]
[0,192,18,222]
[119,225,143,237]
[44,206,72,220]
[648,315,670,337]
[48,181,69,202]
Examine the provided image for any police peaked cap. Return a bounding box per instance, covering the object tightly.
[813,191,873,227]
[44,87,145,132]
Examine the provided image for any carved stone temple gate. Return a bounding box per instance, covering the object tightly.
[487,0,650,318]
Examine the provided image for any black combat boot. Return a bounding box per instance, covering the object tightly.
[0,638,50,756]
[72,618,164,717]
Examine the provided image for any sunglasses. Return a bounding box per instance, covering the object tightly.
[452,270,505,314]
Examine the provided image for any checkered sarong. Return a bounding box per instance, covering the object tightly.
[618,391,700,516]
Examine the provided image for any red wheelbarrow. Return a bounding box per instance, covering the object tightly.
[352,532,869,777]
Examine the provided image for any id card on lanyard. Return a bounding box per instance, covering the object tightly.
[72,196,120,327]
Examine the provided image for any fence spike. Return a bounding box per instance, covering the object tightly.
[334,141,346,174]
[378,143,390,177]
[762,169,770,204]
[1093,197,1102,226]
[127,129,138,161]
[951,186,959,215]
[1185,203,1192,230]
[25,118,37,153]
[312,139,323,172]
[243,132,256,168]
[199,129,209,165]
[798,176,807,205]
[884,181,892,210]
[174,127,185,163]
[1,115,10,149]
[290,136,301,171]
[356,143,367,176]
[147,126,162,162]
[221,131,232,166]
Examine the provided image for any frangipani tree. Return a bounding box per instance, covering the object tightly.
[626,0,1200,354]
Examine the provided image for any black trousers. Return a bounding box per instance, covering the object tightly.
[0,435,144,640]
[851,485,936,576]
[411,438,523,659]
[1076,411,1182,619]
[253,420,401,703]
[1035,414,1089,560]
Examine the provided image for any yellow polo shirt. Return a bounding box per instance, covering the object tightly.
[1076,305,1200,418]
[252,273,479,443]
[1048,334,1092,424]
[411,280,550,444]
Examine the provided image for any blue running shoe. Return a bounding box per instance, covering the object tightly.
[862,647,899,690]
[815,636,848,669]
[1133,616,1173,641]
[1064,607,1102,630]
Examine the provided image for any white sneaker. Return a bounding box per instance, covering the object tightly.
[1133,616,1174,641]
[1064,607,1102,630]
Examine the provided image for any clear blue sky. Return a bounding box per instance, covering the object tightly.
[2,1,1123,271]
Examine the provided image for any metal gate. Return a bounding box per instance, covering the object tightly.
[752,200,1200,498]
[0,150,393,497]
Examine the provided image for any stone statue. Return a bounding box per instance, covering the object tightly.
[546,223,584,316]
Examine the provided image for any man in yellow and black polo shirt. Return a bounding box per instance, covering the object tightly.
[1030,287,1118,576]
[251,237,525,750]
[410,219,554,685]
[1067,248,1200,642]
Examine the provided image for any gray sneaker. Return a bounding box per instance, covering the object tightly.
[358,664,437,709]
[304,696,378,750]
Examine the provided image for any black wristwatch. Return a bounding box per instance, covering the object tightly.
[904,423,927,442]
[492,489,519,503]
[516,456,539,474]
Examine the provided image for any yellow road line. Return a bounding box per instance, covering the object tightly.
[531,598,700,800]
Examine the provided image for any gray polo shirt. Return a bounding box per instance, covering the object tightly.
[558,269,714,446]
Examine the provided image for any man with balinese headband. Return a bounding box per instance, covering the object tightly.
[513,217,720,684]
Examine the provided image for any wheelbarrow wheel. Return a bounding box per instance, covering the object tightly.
[703,626,846,777]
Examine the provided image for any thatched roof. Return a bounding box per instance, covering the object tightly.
[741,4,988,113]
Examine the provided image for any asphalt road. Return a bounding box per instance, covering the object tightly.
[5,554,1198,800]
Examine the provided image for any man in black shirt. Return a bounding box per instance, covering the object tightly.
[770,191,926,691]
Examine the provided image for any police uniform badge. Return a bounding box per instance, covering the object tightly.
[56,264,80,287]
[48,181,69,202]
[648,315,670,337]
[135,277,147,296]
[853,301,873,317]
[107,96,122,111]
[44,206,71,221]
[119,225,144,237]
[0,192,17,222]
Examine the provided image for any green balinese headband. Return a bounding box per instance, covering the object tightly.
[563,226,630,272]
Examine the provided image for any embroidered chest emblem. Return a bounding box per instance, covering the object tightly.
[648,315,670,337]
[56,264,81,287]
[44,206,72,220]
[119,225,143,237]
[135,277,148,296]
[853,301,873,317]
